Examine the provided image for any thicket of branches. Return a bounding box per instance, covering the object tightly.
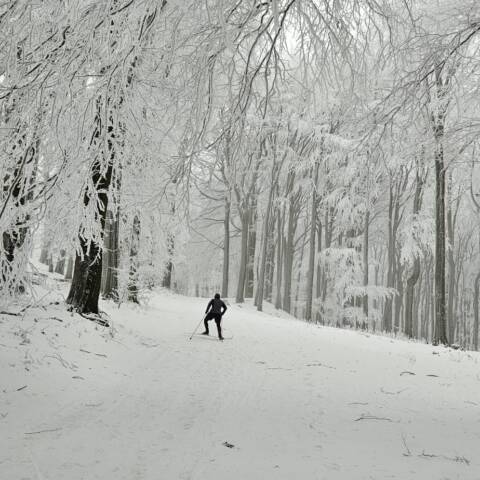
[2,0,480,349]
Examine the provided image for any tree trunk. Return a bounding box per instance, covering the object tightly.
[67,96,113,314]
[236,213,249,303]
[222,197,230,298]
[274,206,284,309]
[446,200,456,344]
[39,244,49,265]
[245,198,257,298]
[101,209,119,299]
[65,256,74,280]
[293,232,307,318]
[321,208,333,308]
[383,185,395,332]
[163,233,174,289]
[405,168,425,338]
[305,162,319,321]
[55,249,66,275]
[67,237,105,314]
[315,220,323,323]
[265,224,276,303]
[282,198,296,313]
[256,181,276,312]
[128,214,141,303]
[473,271,480,351]
[363,210,369,320]
[434,139,448,345]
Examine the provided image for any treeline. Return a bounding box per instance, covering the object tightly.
[2,1,480,350]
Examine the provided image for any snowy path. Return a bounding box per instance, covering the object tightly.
[2,292,480,479]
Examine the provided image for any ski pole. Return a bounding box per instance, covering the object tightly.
[189,315,206,340]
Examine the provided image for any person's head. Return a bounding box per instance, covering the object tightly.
[214,293,220,299]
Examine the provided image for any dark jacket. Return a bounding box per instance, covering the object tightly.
[206,298,227,315]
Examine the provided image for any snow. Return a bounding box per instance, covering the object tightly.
[1,289,480,479]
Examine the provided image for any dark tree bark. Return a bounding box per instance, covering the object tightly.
[67,159,113,314]
[67,237,105,314]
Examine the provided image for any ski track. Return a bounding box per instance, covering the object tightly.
[2,292,480,479]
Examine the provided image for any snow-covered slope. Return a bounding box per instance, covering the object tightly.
[1,290,479,479]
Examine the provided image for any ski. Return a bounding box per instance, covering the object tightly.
[192,334,233,341]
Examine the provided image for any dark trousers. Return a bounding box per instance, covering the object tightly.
[204,312,222,337]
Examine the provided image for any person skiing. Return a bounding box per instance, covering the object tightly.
[202,293,227,340]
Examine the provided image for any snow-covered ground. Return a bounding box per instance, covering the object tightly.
[1,287,480,479]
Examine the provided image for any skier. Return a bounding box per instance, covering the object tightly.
[202,293,227,340]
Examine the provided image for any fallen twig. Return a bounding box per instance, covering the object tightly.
[0,310,20,316]
[401,435,470,465]
[43,353,76,370]
[355,414,392,422]
[25,427,62,435]
[380,387,407,395]
[48,316,64,323]
[141,342,160,348]
[401,434,412,456]
[419,451,470,465]
[305,362,336,369]
[16,385,27,391]
[79,312,109,327]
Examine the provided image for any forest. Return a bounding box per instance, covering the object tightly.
[2,0,480,350]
